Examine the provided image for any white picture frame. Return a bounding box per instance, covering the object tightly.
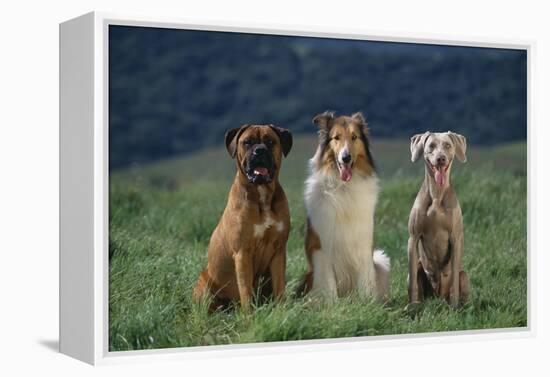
[59,11,533,365]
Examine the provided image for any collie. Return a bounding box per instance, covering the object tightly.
[298,111,390,301]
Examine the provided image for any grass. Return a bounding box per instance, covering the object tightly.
[109,137,527,351]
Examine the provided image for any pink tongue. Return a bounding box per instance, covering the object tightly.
[254,167,268,176]
[340,165,352,182]
[435,168,445,186]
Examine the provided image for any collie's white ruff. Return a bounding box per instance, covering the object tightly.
[305,161,390,300]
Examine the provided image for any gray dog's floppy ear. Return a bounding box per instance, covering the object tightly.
[269,125,293,157]
[410,132,430,162]
[447,131,467,163]
[225,124,250,158]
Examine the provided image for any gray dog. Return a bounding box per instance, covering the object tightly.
[407,131,470,308]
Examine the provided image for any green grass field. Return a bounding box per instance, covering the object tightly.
[109,137,527,351]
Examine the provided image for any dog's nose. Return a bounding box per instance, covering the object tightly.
[436,155,447,165]
[342,152,352,164]
[253,144,267,156]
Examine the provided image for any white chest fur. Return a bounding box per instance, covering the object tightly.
[254,186,284,238]
[305,169,379,294]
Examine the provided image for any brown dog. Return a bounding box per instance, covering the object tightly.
[193,124,293,311]
[407,131,470,309]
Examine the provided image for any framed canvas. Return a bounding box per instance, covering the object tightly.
[59,11,532,365]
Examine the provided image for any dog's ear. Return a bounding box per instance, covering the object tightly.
[269,125,293,157]
[352,112,376,172]
[225,124,250,158]
[351,112,369,135]
[312,111,335,129]
[447,131,467,163]
[351,111,366,125]
[410,132,430,162]
[313,111,335,146]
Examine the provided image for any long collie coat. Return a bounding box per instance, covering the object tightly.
[298,112,390,301]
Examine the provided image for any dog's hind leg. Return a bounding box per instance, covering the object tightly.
[193,269,223,313]
[193,269,210,301]
[441,267,469,305]
[297,218,319,297]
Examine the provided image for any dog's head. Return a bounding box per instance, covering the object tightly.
[225,124,292,185]
[410,131,467,187]
[312,111,375,182]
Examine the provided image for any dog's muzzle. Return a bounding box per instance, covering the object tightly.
[337,148,353,182]
[244,145,275,184]
[428,155,450,187]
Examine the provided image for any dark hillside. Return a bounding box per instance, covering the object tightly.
[109,26,527,168]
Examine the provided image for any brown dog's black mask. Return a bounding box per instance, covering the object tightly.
[225,124,293,185]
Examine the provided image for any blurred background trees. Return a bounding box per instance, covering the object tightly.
[109,26,526,169]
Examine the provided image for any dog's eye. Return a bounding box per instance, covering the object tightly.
[243,139,253,146]
[265,139,275,147]
[444,143,451,149]
[332,135,340,141]
[351,134,358,141]
[428,143,436,150]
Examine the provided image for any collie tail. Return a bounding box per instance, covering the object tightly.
[373,249,390,302]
